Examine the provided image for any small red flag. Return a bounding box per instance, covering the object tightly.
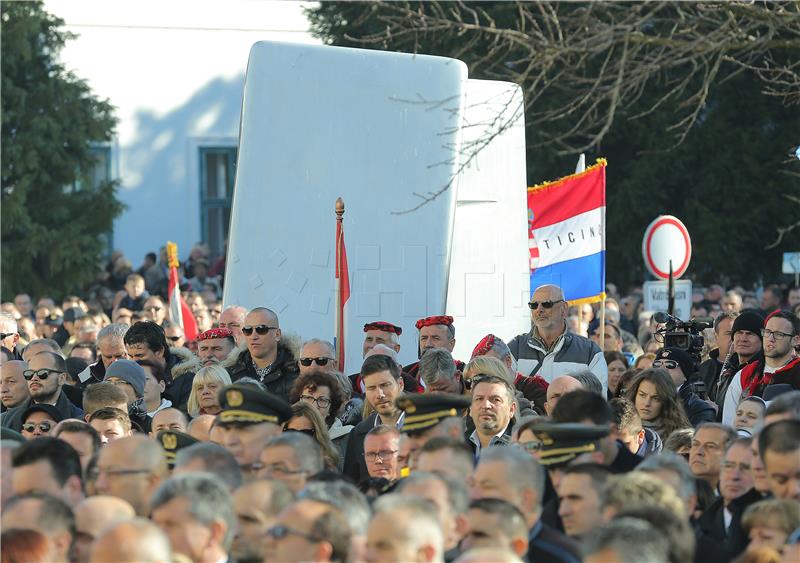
[167,242,198,341]
[335,199,350,373]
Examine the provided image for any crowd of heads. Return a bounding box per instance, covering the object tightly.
[1,268,799,562]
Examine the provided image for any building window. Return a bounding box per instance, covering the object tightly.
[71,146,114,256]
[199,147,237,260]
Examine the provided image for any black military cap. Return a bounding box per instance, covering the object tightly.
[156,429,199,468]
[396,393,471,433]
[44,313,63,327]
[217,384,293,425]
[523,422,609,467]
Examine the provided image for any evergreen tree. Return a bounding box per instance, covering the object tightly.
[1,1,123,300]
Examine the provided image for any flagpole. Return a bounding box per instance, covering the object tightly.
[335,198,345,372]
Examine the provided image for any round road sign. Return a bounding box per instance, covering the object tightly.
[642,215,692,279]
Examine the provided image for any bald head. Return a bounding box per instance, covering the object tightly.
[545,376,583,416]
[90,518,172,563]
[247,307,279,327]
[1,360,30,409]
[74,496,135,563]
[533,284,565,302]
[187,414,216,441]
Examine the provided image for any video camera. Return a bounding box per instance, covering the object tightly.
[653,311,713,396]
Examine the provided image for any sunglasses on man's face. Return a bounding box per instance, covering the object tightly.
[652,359,678,370]
[0,332,16,340]
[242,325,277,336]
[298,357,333,367]
[22,422,52,434]
[166,336,182,342]
[528,299,564,310]
[22,368,61,381]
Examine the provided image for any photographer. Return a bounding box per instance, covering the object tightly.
[652,348,717,426]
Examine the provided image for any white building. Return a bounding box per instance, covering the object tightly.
[45,0,320,264]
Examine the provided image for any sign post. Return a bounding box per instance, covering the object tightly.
[783,252,800,288]
[643,215,693,320]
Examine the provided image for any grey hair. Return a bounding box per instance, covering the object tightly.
[372,494,443,552]
[174,443,242,490]
[299,481,372,535]
[765,390,800,419]
[302,339,336,358]
[479,446,545,508]
[98,518,173,562]
[636,452,697,502]
[96,323,129,344]
[0,312,17,333]
[396,471,470,515]
[150,472,235,550]
[264,432,324,475]
[22,338,63,359]
[571,369,603,396]
[419,348,456,386]
[582,517,669,563]
[235,376,267,392]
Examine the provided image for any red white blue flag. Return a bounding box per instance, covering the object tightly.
[527,158,606,304]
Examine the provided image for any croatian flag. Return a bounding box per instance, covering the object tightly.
[527,158,606,304]
[166,242,198,340]
[334,198,350,373]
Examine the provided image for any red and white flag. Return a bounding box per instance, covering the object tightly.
[334,199,350,373]
[166,242,198,341]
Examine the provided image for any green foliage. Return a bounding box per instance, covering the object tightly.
[306,1,800,290]
[1,1,123,300]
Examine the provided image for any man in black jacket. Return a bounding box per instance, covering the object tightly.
[653,348,717,426]
[224,307,298,402]
[123,321,199,413]
[700,312,739,405]
[343,355,406,485]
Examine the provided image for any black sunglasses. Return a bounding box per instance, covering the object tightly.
[0,332,16,339]
[528,299,564,310]
[298,357,333,367]
[22,368,61,381]
[464,373,492,391]
[265,524,321,543]
[166,336,182,342]
[242,325,277,336]
[22,422,52,434]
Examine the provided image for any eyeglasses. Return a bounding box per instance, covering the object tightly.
[364,449,398,463]
[652,360,678,370]
[265,524,321,543]
[761,328,794,340]
[242,325,277,336]
[299,394,332,408]
[298,357,334,367]
[515,440,543,452]
[22,422,52,434]
[22,368,61,381]
[166,336,182,342]
[259,463,307,477]
[96,467,152,478]
[284,427,316,438]
[528,299,564,310]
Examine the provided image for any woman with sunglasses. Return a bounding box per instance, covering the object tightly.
[187,365,232,418]
[19,404,63,440]
[625,368,691,443]
[284,401,340,471]
[289,369,353,471]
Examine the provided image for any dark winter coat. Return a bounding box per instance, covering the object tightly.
[224,339,300,403]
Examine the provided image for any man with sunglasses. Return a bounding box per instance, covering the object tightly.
[723,311,800,426]
[1,351,83,432]
[297,339,337,376]
[508,284,607,393]
[226,307,299,402]
[653,347,716,426]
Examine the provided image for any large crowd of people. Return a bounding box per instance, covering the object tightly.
[1,248,799,563]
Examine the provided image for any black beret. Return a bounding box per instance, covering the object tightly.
[396,392,471,433]
[217,384,293,425]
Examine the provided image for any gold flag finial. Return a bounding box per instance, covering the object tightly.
[166,242,179,269]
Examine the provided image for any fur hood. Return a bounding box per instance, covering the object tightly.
[170,346,202,379]
[221,333,303,369]
[329,417,354,440]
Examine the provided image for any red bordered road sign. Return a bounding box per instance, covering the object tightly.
[642,215,692,280]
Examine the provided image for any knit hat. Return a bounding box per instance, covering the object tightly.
[104,359,146,398]
[731,310,765,337]
[654,347,694,377]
